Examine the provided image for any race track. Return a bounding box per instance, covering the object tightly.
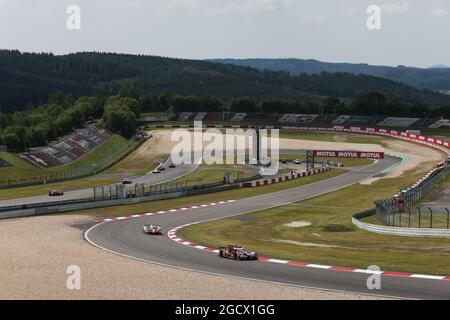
[86,155,450,300]
[0,160,196,207]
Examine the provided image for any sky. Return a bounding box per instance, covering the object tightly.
[0,0,449,68]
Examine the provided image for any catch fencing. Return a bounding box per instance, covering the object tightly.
[374,164,450,229]
[126,172,260,199]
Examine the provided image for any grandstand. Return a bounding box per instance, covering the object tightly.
[377,117,420,128]
[277,114,318,124]
[154,112,450,130]
[20,124,113,168]
[178,112,208,121]
[430,119,450,129]
[332,115,351,125]
[230,113,247,122]
[331,115,379,126]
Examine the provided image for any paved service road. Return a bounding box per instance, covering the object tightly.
[86,156,450,299]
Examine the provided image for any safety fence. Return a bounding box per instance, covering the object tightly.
[112,172,261,200]
[351,162,450,236]
[375,164,450,228]
[380,206,450,230]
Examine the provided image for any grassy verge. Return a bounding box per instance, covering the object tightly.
[0,136,144,201]
[169,168,256,186]
[418,173,450,205]
[62,169,345,218]
[181,165,450,276]
[0,135,133,179]
[0,152,42,177]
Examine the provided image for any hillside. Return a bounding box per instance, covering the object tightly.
[211,58,450,92]
[1,50,450,113]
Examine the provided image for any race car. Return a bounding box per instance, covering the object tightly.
[218,245,258,261]
[169,163,176,168]
[143,224,163,235]
[122,178,133,185]
[152,169,161,174]
[48,190,64,197]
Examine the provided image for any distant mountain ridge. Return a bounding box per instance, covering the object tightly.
[429,64,450,69]
[1,50,450,113]
[210,58,450,91]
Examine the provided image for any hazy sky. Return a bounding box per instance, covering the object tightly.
[0,0,449,67]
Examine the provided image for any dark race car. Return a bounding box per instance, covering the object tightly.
[122,178,133,185]
[143,224,163,235]
[48,190,64,197]
[218,245,258,261]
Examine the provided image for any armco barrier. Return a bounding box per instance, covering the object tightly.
[0,166,328,220]
[0,185,239,220]
[352,215,450,237]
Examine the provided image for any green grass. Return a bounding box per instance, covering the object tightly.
[0,135,133,180]
[0,152,42,176]
[181,165,450,276]
[418,173,450,205]
[167,168,255,186]
[421,128,450,137]
[0,136,145,200]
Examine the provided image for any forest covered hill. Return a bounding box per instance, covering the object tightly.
[2,50,450,113]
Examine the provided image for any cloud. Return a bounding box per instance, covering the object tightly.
[381,2,409,15]
[429,8,448,18]
[206,0,292,16]
[157,0,200,11]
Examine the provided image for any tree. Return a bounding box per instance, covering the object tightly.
[102,96,138,138]
[229,98,258,113]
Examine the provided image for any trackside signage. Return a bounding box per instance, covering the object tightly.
[312,150,385,159]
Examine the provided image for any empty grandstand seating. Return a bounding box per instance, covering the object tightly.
[179,112,194,121]
[194,112,207,121]
[430,119,450,129]
[20,124,114,168]
[377,117,420,128]
[230,113,247,122]
[277,114,318,124]
[332,115,351,125]
[178,112,208,121]
[331,115,378,126]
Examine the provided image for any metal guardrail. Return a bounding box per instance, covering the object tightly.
[352,215,450,237]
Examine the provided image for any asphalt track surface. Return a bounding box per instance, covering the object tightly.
[0,148,301,208]
[86,155,450,299]
[0,160,196,207]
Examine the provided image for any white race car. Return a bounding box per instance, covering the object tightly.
[143,224,163,235]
